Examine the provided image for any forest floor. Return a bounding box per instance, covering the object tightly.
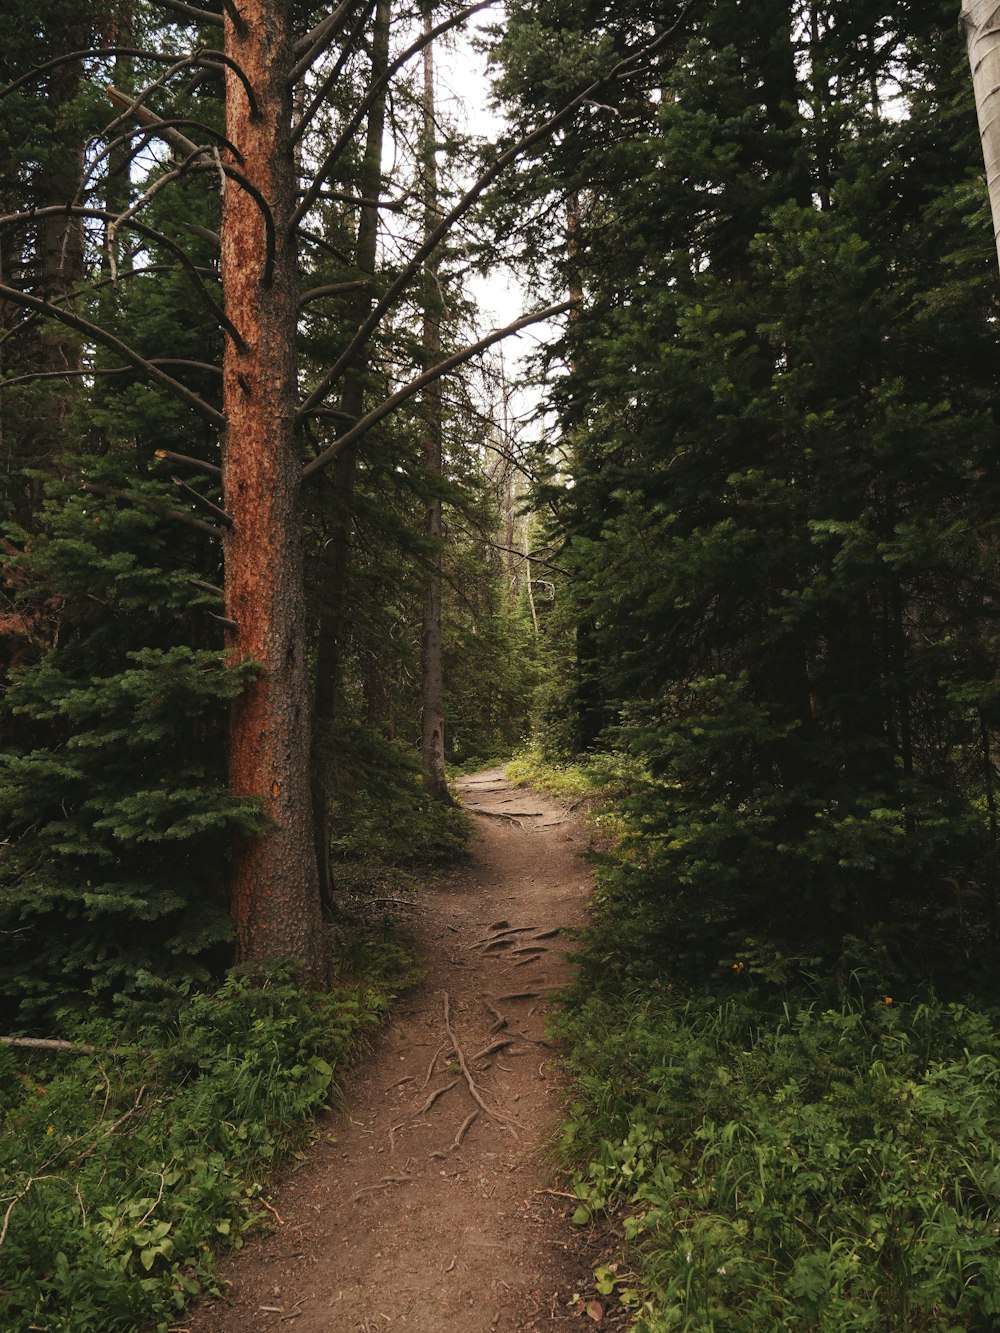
[184,766,610,1333]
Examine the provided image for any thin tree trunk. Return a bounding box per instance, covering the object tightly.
[419,0,452,803]
[962,0,1000,271]
[221,0,325,982]
[311,0,392,902]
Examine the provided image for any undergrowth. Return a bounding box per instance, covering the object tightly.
[0,946,411,1332]
[555,987,1000,1331]
[508,747,1000,1329]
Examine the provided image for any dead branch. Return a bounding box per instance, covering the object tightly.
[72,1084,147,1167]
[496,991,540,1003]
[154,449,221,478]
[441,992,520,1132]
[298,280,370,308]
[301,301,574,472]
[297,3,694,413]
[290,0,376,146]
[0,1176,60,1250]
[170,475,232,527]
[290,0,357,80]
[0,1036,96,1054]
[151,0,223,26]
[292,1,493,221]
[0,283,226,429]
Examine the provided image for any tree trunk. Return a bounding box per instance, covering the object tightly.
[311,0,392,905]
[221,1,325,982]
[419,0,452,803]
[962,0,1000,271]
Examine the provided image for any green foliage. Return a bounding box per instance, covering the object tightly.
[322,720,470,866]
[0,961,402,1332]
[495,0,1000,973]
[556,987,1000,1331]
[0,462,255,1020]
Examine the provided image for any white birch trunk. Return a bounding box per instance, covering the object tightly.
[962,0,1000,271]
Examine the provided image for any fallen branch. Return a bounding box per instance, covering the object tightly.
[441,992,520,1133]
[0,1036,96,1054]
[0,1175,59,1249]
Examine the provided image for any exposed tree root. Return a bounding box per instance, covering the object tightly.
[414,1079,458,1116]
[442,991,521,1132]
[349,1174,413,1204]
[422,1042,446,1088]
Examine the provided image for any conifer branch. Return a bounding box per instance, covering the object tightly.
[79,482,224,538]
[0,206,241,348]
[290,0,376,145]
[301,301,574,477]
[0,283,226,429]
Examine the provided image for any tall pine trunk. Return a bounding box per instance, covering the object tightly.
[418,0,452,802]
[311,0,392,902]
[222,1,325,982]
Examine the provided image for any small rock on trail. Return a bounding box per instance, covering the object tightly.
[185,766,596,1332]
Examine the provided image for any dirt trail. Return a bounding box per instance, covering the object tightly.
[186,767,596,1332]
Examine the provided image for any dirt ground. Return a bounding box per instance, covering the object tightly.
[182,767,606,1333]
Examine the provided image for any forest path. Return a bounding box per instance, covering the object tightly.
[185,766,597,1332]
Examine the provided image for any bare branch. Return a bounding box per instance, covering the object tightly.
[291,1,494,229]
[2,49,255,117]
[290,0,358,77]
[301,301,574,477]
[170,475,232,526]
[105,85,243,162]
[154,449,222,477]
[298,280,370,308]
[150,0,223,25]
[0,282,226,429]
[290,0,376,145]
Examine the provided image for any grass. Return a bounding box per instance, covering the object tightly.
[554,984,1000,1330]
[0,942,412,1332]
[507,746,1000,1329]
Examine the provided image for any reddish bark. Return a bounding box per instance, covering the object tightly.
[221,1,325,983]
